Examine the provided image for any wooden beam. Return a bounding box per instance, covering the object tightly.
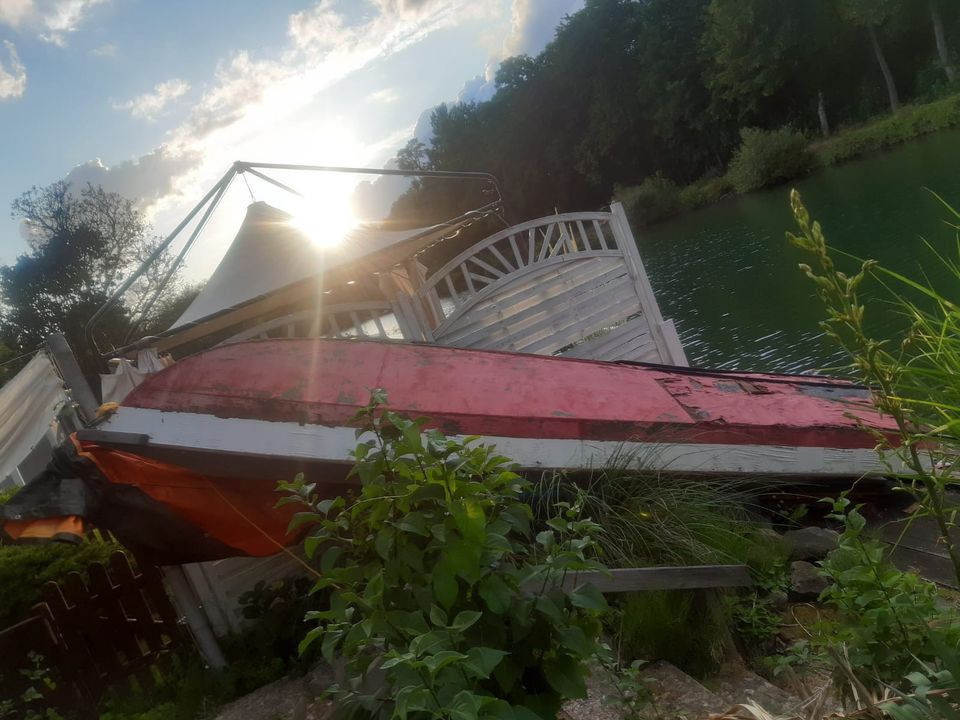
[524,565,753,594]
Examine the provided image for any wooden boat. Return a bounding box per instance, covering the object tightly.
[0,163,903,622]
[82,337,900,481]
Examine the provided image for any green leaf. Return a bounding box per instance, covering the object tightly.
[568,583,607,612]
[287,511,324,533]
[535,530,554,548]
[320,545,343,572]
[453,498,487,545]
[298,626,323,656]
[556,625,593,656]
[374,527,395,560]
[304,534,323,559]
[478,574,512,614]
[429,604,448,627]
[422,650,468,675]
[464,646,509,678]
[450,610,482,632]
[543,653,587,698]
[433,562,458,609]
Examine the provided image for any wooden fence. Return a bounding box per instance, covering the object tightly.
[0,551,187,717]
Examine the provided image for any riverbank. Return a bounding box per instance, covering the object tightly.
[618,93,960,229]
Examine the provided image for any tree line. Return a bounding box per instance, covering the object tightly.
[391,0,960,225]
[0,183,193,386]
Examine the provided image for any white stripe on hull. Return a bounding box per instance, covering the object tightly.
[100,407,902,478]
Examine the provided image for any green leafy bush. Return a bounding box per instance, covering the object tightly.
[615,175,683,227]
[814,95,960,166]
[280,390,608,719]
[679,175,733,210]
[0,538,120,628]
[727,127,817,193]
[815,495,960,696]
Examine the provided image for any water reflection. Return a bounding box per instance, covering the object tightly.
[637,130,960,375]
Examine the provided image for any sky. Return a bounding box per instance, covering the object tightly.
[0,0,583,277]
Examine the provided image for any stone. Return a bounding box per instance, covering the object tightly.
[768,589,789,610]
[757,527,783,543]
[637,661,725,720]
[714,668,803,717]
[790,560,828,600]
[783,526,839,561]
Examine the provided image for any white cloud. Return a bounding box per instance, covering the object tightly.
[454,0,581,105]
[0,0,32,28]
[63,146,204,207]
[503,0,582,57]
[0,40,26,100]
[367,87,399,104]
[28,0,489,274]
[90,42,116,57]
[0,0,109,45]
[113,78,190,121]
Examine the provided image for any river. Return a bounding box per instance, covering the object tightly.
[637,129,960,375]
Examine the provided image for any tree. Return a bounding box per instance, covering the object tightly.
[836,0,903,113]
[929,0,955,82]
[706,0,856,138]
[1,182,178,383]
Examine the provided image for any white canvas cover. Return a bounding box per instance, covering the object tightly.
[171,202,458,330]
[0,353,68,484]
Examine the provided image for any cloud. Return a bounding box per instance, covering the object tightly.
[63,145,204,207]
[0,0,32,27]
[90,42,116,57]
[0,40,26,100]
[503,0,582,57]
[367,87,399,104]
[453,0,582,106]
[113,78,190,121]
[457,61,497,104]
[32,0,486,260]
[0,0,109,45]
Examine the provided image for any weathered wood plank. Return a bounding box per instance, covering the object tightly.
[514,280,640,355]
[436,257,628,341]
[561,316,656,361]
[442,275,635,353]
[439,264,631,347]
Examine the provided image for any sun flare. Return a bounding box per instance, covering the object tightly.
[290,198,358,249]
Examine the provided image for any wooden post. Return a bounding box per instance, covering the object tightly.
[161,566,227,670]
[45,333,99,423]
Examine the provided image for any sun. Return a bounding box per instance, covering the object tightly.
[290,197,358,249]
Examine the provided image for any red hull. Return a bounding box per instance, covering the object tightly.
[124,338,896,452]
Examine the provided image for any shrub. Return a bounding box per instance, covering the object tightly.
[814,496,960,697]
[814,95,960,166]
[0,537,120,628]
[679,175,733,210]
[727,127,817,193]
[615,175,683,227]
[530,469,778,569]
[282,390,608,719]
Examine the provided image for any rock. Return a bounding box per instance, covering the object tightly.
[756,527,783,544]
[637,661,724,720]
[768,589,789,610]
[714,668,803,717]
[790,560,828,600]
[783,527,839,560]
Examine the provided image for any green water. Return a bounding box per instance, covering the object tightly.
[637,129,960,374]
